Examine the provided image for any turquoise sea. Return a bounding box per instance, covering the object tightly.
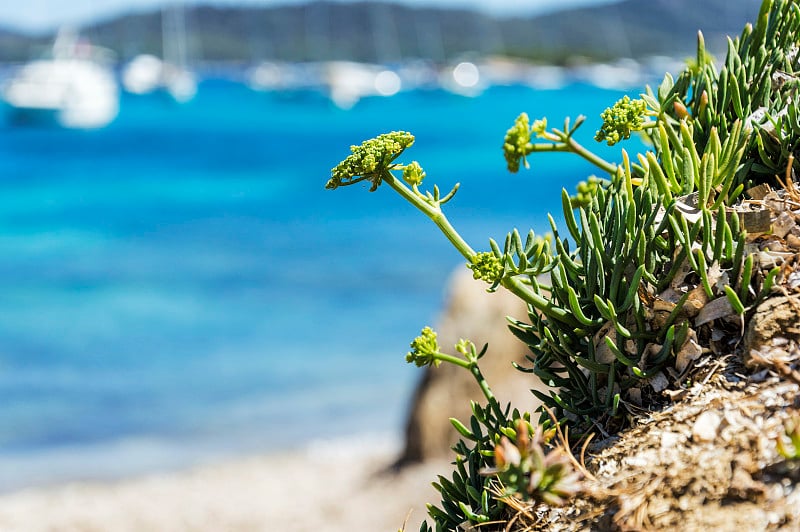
[0,80,637,491]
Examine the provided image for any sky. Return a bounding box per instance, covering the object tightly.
[0,0,620,33]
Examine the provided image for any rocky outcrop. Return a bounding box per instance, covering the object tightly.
[396,267,547,465]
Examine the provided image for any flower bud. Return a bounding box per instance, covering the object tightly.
[402,161,426,186]
[674,101,689,119]
[515,419,530,454]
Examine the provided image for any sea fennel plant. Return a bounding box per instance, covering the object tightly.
[328,0,796,528]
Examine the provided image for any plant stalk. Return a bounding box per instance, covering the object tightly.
[529,138,618,175]
[383,172,476,258]
[385,170,579,327]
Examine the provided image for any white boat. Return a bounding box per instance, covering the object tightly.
[323,61,401,109]
[2,29,119,129]
[161,3,196,102]
[247,61,314,93]
[121,4,196,103]
[440,60,486,97]
[573,58,644,90]
[121,53,163,95]
[122,55,196,103]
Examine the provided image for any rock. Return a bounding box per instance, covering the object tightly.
[744,295,800,367]
[396,267,545,465]
[675,329,703,373]
[692,411,722,443]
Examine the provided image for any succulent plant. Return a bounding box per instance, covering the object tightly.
[329,1,797,528]
[483,420,584,506]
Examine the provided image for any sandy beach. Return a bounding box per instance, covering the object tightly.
[0,440,450,532]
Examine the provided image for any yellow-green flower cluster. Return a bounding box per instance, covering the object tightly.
[402,161,426,186]
[406,326,441,367]
[570,176,605,208]
[326,131,415,191]
[503,113,532,173]
[469,252,504,284]
[503,114,547,173]
[594,96,648,146]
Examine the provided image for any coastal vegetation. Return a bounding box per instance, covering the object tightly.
[329,0,800,529]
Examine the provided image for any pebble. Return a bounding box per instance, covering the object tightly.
[786,233,800,249]
[692,411,722,442]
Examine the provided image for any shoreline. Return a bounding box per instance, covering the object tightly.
[0,430,407,493]
[0,436,448,531]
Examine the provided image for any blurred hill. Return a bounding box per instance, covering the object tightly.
[0,0,762,64]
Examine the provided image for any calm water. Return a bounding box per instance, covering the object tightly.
[0,80,635,490]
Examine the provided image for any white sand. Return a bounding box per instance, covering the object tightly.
[0,442,450,532]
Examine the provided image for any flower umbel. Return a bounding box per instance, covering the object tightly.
[406,326,441,367]
[570,176,608,208]
[469,251,504,284]
[594,96,648,146]
[503,113,532,173]
[327,131,415,191]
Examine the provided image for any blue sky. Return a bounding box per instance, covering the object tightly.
[1,0,619,33]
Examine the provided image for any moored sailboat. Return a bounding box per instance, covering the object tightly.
[2,28,119,129]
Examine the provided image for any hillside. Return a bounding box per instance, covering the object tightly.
[503,0,762,60]
[0,0,763,64]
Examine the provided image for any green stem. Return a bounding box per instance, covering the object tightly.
[434,351,471,369]
[383,172,476,259]
[565,137,619,174]
[432,351,500,415]
[437,351,507,433]
[501,276,578,327]
[528,138,618,175]
[469,362,506,422]
[527,142,570,154]
[385,170,579,328]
